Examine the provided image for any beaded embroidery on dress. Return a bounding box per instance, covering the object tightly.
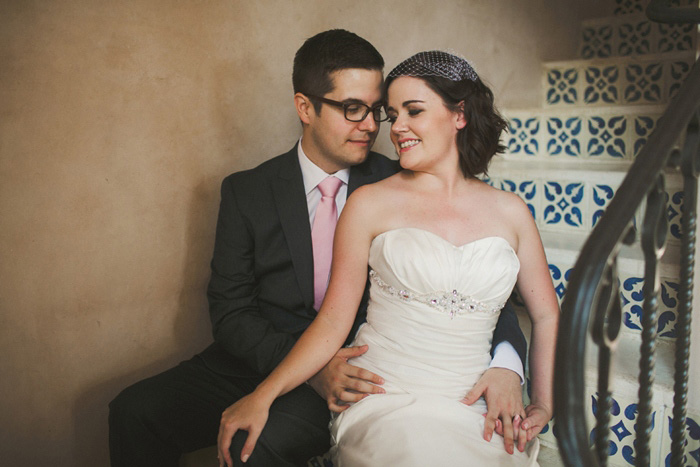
[328,227,539,466]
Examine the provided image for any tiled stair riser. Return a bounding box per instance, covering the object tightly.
[610,0,699,17]
[486,172,623,232]
[521,383,700,466]
[580,14,698,59]
[484,167,684,251]
[505,107,666,161]
[543,53,694,107]
[511,249,681,343]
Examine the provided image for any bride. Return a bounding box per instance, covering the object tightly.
[217,51,559,466]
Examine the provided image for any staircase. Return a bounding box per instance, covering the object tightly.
[487,1,700,465]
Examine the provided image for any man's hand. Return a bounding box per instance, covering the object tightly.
[307,345,385,412]
[217,393,270,466]
[461,367,524,455]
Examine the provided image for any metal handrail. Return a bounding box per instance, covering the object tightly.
[553,2,700,462]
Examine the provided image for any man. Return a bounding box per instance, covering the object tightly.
[109,29,527,467]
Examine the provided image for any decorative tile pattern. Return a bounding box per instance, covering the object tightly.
[546,68,578,105]
[507,117,540,156]
[656,22,696,53]
[588,115,628,159]
[667,189,684,241]
[543,181,585,228]
[499,179,538,219]
[668,60,692,99]
[592,184,616,226]
[661,413,700,466]
[549,263,573,301]
[620,275,680,338]
[624,63,663,104]
[618,19,652,56]
[614,0,646,15]
[633,115,658,157]
[585,66,621,104]
[546,117,583,157]
[581,24,614,58]
[589,393,662,465]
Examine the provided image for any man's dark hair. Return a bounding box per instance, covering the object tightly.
[293,29,384,113]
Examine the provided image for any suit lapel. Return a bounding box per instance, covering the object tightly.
[272,149,315,310]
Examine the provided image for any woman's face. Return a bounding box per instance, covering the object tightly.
[386,76,465,173]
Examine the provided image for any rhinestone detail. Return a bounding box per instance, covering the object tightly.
[369,270,503,318]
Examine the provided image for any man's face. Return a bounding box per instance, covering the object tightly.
[302,68,383,173]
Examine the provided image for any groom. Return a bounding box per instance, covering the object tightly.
[109,29,528,467]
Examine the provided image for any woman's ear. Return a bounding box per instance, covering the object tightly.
[294,93,313,125]
[455,101,467,130]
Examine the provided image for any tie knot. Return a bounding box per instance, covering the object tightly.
[317,176,343,198]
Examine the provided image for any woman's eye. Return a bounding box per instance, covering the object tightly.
[408,108,423,117]
[387,115,397,123]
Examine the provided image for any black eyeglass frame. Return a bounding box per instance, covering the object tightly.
[304,93,389,123]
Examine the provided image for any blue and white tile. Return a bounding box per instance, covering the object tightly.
[587,392,664,466]
[614,0,647,15]
[587,114,629,160]
[506,116,541,157]
[632,114,660,157]
[660,410,700,467]
[617,17,653,56]
[623,62,664,104]
[585,65,621,105]
[656,22,697,54]
[668,59,694,100]
[545,67,579,106]
[581,20,615,59]
[545,116,584,158]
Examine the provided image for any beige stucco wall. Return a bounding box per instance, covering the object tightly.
[0,1,590,465]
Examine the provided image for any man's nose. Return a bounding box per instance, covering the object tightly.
[357,112,378,132]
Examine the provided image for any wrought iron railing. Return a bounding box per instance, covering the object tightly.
[554,2,700,466]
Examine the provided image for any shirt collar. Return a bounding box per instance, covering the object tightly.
[297,137,350,195]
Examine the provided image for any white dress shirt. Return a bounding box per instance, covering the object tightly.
[296,140,524,382]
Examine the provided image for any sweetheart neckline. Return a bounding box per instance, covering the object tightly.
[373,227,516,253]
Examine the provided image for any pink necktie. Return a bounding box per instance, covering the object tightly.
[312,176,344,310]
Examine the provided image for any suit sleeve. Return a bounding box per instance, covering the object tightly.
[490,300,527,367]
[207,177,298,376]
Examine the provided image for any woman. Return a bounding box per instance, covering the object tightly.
[218,51,558,466]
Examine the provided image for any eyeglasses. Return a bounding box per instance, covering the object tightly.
[305,94,389,123]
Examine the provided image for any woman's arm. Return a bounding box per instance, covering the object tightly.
[217,186,379,466]
[510,196,560,451]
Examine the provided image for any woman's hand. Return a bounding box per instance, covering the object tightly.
[217,393,270,466]
[518,402,552,451]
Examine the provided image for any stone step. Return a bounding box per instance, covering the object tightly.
[579,12,698,60]
[541,51,695,108]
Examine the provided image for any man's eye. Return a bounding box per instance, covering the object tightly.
[345,104,364,115]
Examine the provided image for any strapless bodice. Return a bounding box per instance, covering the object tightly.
[349,228,520,401]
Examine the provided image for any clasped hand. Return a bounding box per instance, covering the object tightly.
[461,367,551,454]
[217,393,270,466]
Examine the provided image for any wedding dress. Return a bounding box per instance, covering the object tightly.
[328,227,539,466]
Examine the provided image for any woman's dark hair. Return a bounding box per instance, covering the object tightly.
[293,30,384,114]
[384,74,507,178]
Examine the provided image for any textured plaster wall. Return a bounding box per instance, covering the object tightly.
[0,1,585,465]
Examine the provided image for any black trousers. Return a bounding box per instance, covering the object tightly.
[108,355,331,467]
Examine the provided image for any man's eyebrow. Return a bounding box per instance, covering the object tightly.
[342,97,384,106]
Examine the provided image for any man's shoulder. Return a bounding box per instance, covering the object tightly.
[222,146,297,187]
[358,151,400,174]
